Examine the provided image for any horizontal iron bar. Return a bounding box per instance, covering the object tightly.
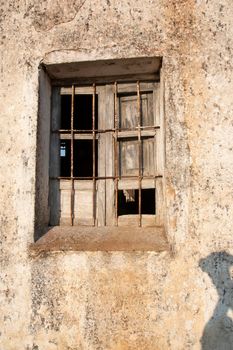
[50,175,162,180]
[52,126,160,134]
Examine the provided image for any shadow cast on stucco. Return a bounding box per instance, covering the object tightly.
[199,251,233,350]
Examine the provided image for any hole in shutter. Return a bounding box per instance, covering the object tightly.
[118,189,155,216]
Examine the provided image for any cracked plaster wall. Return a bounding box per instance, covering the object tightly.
[1,0,233,349]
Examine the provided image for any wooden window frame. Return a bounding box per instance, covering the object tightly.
[48,78,164,230]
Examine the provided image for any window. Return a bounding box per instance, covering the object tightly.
[35,57,164,239]
[49,80,164,228]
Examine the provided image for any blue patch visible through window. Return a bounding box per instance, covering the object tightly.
[60,142,66,157]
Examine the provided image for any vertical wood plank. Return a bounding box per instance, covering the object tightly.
[155,87,163,176]
[105,84,115,226]
[97,86,106,226]
[142,138,155,176]
[155,72,165,225]
[119,95,137,128]
[120,139,138,176]
[114,82,119,226]
[159,68,166,224]
[153,83,160,127]
[137,81,142,227]
[70,85,75,226]
[74,189,94,226]
[49,87,61,225]
[92,84,97,225]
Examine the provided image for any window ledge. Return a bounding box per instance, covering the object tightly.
[30,226,169,254]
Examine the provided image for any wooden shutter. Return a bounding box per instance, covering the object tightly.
[49,79,164,228]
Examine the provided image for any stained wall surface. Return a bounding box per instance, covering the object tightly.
[1,1,233,349]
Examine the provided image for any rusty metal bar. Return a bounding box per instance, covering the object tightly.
[114,81,119,226]
[53,125,160,134]
[70,85,75,225]
[92,83,96,225]
[53,175,162,180]
[137,81,142,227]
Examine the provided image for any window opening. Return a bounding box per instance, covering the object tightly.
[50,80,162,227]
[118,189,156,216]
[73,140,98,178]
[60,140,71,177]
[75,95,98,130]
[61,95,98,130]
[61,95,71,129]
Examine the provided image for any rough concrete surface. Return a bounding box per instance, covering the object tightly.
[1,0,233,349]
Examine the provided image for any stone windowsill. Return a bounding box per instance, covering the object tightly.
[30,226,169,254]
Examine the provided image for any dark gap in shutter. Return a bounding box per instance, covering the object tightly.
[60,94,98,130]
[118,189,155,215]
[73,140,98,178]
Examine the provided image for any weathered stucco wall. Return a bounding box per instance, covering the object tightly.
[1,0,233,349]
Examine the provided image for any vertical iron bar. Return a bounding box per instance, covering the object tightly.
[114,81,119,226]
[70,85,75,225]
[137,81,142,227]
[92,83,96,225]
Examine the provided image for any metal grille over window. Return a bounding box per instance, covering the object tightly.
[49,80,163,227]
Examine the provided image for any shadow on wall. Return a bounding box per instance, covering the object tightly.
[199,252,233,350]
